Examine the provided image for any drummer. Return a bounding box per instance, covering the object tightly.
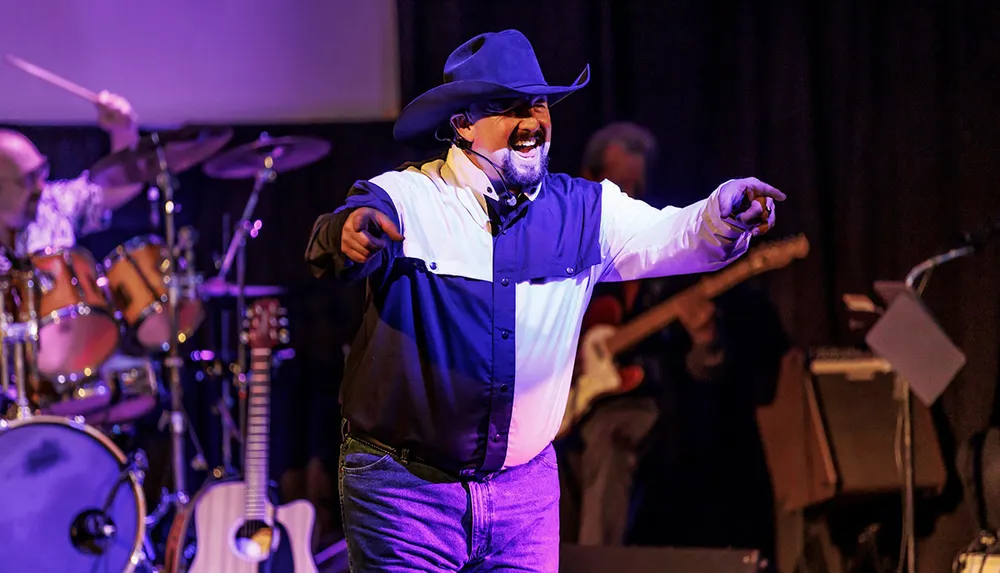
[0,90,141,267]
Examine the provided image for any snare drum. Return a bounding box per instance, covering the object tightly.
[40,353,159,425]
[103,235,204,352]
[0,416,146,573]
[10,247,120,381]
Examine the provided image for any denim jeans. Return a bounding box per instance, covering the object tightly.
[338,435,561,572]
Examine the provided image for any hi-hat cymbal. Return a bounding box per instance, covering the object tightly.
[199,277,285,298]
[202,135,330,179]
[89,126,233,187]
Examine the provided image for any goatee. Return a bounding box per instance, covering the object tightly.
[500,150,549,191]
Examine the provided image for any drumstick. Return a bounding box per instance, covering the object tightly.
[4,54,100,103]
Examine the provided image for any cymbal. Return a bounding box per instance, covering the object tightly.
[202,135,330,179]
[199,277,285,298]
[89,126,234,187]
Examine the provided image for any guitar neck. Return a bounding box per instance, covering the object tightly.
[605,260,759,356]
[245,347,271,521]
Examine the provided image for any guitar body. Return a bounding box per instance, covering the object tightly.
[184,480,317,573]
[559,324,645,437]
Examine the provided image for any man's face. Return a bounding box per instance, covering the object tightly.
[0,133,46,231]
[597,142,646,199]
[457,95,552,191]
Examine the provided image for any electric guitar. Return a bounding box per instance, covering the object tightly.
[165,298,318,573]
[558,234,810,437]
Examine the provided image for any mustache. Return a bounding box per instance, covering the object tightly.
[507,127,546,146]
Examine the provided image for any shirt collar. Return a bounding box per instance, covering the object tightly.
[445,145,542,202]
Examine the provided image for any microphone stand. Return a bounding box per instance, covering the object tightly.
[895,243,977,573]
[215,154,275,451]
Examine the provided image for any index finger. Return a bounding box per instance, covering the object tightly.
[375,211,404,242]
[744,179,786,201]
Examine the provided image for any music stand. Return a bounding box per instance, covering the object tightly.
[865,277,967,573]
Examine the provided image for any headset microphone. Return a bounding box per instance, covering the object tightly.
[435,126,518,207]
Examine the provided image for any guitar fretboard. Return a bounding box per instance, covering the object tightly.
[245,347,271,521]
[605,254,767,356]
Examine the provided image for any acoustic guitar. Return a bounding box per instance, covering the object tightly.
[165,298,318,572]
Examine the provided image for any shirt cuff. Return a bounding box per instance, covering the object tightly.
[706,183,752,239]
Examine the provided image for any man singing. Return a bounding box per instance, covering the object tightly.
[305,29,784,572]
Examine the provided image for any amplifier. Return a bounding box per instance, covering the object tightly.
[756,347,946,512]
[808,348,946,496]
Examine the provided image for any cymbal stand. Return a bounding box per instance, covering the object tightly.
[215,154,275,450]
[150,131,189,504]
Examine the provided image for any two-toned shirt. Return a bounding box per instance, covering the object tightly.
[305,145,752,476]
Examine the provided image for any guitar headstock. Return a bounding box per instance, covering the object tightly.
[746,234,810,271]
[240,297,289,350]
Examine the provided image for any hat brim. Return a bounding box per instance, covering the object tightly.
[393,64,590,141]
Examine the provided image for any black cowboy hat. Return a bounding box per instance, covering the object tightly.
[393,29,590,141]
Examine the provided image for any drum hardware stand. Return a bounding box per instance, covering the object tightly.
[148,131,191,511]
[0,275,12,404]
[0,267,42,420]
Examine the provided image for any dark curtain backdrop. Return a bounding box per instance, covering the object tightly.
[397,0,998,570]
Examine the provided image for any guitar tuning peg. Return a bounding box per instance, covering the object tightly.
[278,317,289,327]
[239,332,249,345]
[278,329,290,345]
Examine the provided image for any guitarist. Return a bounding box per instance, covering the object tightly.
[559,123,790,567]
[559,122,723,545]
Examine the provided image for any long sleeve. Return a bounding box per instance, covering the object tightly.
[304,179,402,282]
[597,179,752,282]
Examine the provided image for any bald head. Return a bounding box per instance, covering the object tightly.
[0,129,42,175]
[0,129,46,231]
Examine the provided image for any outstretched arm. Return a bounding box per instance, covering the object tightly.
[598,177,784,282]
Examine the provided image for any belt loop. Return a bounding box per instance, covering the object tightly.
[400,447,410,465]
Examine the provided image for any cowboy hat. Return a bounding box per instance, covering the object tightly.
[393,29,590,141]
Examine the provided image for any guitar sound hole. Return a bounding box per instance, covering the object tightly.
[234,519,275,559]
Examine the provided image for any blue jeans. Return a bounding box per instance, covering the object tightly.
[338,435,561,572]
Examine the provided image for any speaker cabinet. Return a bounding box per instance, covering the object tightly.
[757,348,946,512]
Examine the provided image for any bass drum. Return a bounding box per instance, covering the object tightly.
[0,416,146,572]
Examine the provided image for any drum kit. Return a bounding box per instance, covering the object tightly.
[0,108,331,569]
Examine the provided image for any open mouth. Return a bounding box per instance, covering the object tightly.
[509,131,544,159]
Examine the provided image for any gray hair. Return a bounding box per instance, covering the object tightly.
[581,121,657,177]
